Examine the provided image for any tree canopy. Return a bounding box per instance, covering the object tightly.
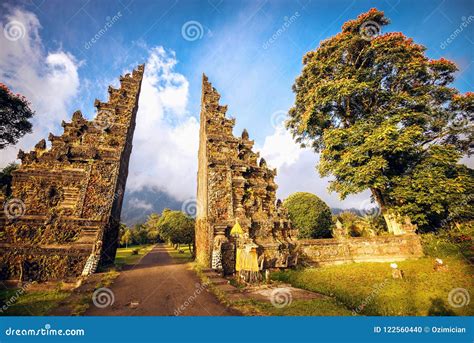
[156,209,195,248]
[0,84,35,149]
[288,8,473,231]
[0,163,18,196]
[283,192,333,238]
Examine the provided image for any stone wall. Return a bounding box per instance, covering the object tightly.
[0,65,144,281]
[298,233,423,266]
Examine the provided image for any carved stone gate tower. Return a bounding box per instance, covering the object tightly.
[0,65,144,281]
[196,75,298,274]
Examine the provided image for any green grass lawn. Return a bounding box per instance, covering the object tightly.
[234,298,352,316]
[271,257,474,316]
[114,244,154,267]
[0,288,70,316]
[167,244,194,262]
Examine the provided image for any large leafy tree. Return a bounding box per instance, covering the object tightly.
[0,84,35,149]
[157,209,195,251]
[288,9,473,232]
[120,228,133,248]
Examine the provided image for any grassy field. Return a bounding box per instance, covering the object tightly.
[234,298,352,316]
[167,244,194,262]
[0,288,70,316]
[69,269,120,316]
[271,257,473,316]
[114,244,155,267]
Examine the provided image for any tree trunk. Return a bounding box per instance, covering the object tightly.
[381,209,407,235]
[370,188,411,235]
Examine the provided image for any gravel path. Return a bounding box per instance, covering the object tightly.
[85,244,237,316]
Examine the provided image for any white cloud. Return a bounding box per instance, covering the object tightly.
[126,47,199,201]
[258,125,303,169]
[128,198,153,211]
[0,8,383,212]
[0,7,80,166]
[142,47,189,116]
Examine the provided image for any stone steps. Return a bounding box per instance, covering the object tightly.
[202,269,242,295]
[215,283,241,294]
[207,276,229,286]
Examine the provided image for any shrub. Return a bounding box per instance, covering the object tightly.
[337,211,388,237]
[420,222,473,260]
[283,192,332,238]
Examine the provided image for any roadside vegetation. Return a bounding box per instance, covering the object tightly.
[114,244,155,268]
[167,245,193,263]
[0,286,69,316]
[233,298,351,316]
[0,244,153,316]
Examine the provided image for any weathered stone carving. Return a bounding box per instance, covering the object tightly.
[0,65,145,281]
[195,75,298,274]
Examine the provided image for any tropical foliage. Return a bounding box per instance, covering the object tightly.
[0,84,35,149]
[288,8,473,231]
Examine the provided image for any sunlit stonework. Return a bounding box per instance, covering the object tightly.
[0,65,144,281]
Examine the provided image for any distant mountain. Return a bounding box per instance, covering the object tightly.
[121,189,362,227]
[331,208,364,216]
[121,188,182,226]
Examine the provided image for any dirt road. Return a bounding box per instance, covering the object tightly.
[85,244,237,316]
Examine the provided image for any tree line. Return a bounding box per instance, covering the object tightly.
[119,209,195,253]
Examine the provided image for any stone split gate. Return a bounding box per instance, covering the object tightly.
[0,67,422,282]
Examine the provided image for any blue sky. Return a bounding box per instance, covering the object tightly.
[1,0,473,211]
